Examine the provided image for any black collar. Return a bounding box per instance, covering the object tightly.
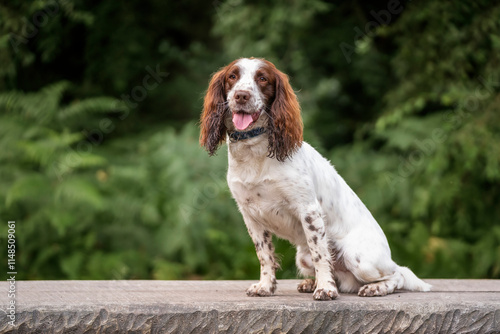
[228,127,266,142]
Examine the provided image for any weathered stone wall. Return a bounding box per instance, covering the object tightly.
[1,280,499,333]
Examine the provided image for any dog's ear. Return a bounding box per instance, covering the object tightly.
[267,65,303,162]
[199,66,228,156]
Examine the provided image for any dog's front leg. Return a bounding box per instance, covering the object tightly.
[301,204,338,300]
[243,214,279,297]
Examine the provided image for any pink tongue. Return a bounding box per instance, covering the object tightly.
[233,113,254,130]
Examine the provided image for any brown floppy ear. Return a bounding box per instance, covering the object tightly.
[199,67,228,156]
[267,67,303,162]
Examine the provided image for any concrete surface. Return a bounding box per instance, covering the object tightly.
[0,279,499,333]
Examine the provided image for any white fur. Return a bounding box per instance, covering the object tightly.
[222,59,431,299]
[227,58,266,113]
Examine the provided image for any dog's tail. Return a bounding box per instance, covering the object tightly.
[397,266,432,291]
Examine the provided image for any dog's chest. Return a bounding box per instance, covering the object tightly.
[228,177,303,242]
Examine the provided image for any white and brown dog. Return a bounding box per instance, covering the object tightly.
[200,57,431,300]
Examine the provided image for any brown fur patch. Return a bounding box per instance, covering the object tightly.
[264,60,303,162]
[330,245,348,273]
[199,61,239,155]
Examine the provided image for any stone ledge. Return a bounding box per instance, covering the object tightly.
[1,279,499,333]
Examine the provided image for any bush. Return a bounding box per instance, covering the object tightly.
[1,0,499,280]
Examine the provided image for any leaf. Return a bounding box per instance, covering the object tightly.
[58,97,126,120]
[50,151,107,179]
[54,178,104,209]
[6,174,51,207]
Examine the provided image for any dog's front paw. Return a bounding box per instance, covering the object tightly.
[313,287,338,300]
[297,278,316,293]
[313,281,338,300]
[246,280,276,297]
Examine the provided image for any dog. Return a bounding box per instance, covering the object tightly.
[199,57,431,300]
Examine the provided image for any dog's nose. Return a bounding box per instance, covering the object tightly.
[234,90,250,104]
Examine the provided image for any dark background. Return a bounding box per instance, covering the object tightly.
[1,0,499,280]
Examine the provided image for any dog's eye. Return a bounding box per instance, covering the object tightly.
[259,76,267,82]
[229,74,236,80]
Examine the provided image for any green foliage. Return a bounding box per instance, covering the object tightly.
[0,81,268,279]
[372,0,500,278]
[214,0,500,279]
[0,0,499,281]
[331,0,500,278]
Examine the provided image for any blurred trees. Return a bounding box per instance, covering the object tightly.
[0,0,499,280]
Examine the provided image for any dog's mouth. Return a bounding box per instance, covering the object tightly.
[232,110,261,131]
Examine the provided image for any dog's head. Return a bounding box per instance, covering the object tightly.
[199,58,303,162]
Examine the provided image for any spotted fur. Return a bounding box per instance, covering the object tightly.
[200,58,431,300]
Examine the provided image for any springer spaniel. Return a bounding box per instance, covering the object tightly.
[200,57,431,300]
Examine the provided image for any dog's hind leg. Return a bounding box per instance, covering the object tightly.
[358,266,431,297]
[358,277,399,297]
[296,245,316,293]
